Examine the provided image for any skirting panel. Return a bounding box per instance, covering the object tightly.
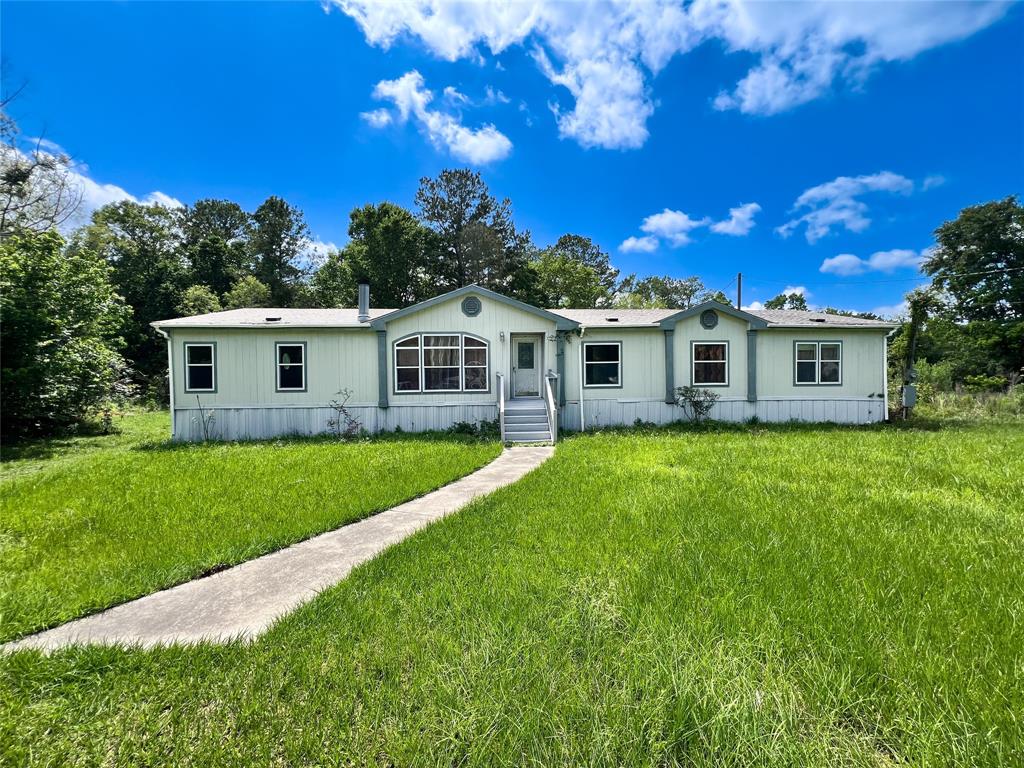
[558,397,885,431]
[172,404,499,442]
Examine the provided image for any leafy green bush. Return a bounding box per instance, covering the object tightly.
[963,374,1008,394]
[447,419,501,440]
[1,230,132,436]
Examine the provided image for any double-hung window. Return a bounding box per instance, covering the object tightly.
[184,343,216,392]
[276,343,306,391]
[692,342,728,386]
[795,342,842,385]
[583,342,621,387]
[394,334,489,393]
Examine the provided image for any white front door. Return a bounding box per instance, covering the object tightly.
[512,336,540,397]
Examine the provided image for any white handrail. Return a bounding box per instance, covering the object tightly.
[544,372,559,443]
[496,371,506,442]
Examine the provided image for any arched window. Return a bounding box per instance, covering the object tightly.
[393,334,489,393]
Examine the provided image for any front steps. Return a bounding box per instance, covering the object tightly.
[503,400,552,443]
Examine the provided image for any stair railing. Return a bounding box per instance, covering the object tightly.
[544,371,559,443]
[496,371,506,443]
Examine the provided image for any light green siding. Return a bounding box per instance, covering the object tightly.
[384,292,557,404]
[562,328,665,401]
[757,329,888,397]
[672,313,750,399]
[170,328,379,407]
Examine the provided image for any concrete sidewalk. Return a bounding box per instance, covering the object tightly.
[5,446,553,653]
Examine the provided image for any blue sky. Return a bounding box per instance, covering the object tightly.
[3,1,1021,314]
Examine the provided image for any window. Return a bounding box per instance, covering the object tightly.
[276,343,306,391]
[184,343,215,392]
[393,334,489,393]
[692,342,728,386]
[795,341,842,385]
[584,342,621,387]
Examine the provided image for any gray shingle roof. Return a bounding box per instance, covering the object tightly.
[152,307,396,328]
[154,305,895,330]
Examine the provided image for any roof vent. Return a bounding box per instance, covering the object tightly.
[605,317,619,322]
[265,316,282,322]
[810,317,827,323]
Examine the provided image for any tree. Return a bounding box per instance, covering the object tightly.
[924,196,1023,323]
[177,285,222,316]
[614,275,708,309]
[764,292,809,310]
[0,112,83,237]
[1,230,130,435]
[80,201,186,384]
[415,168,532,293]
[529,249,609,308]
[184,235,249,297]
[545,234,619,294]
[249,196,310,305]
[223,275,272,309]
[181,199,249,244]
[339,202,434,307]
[308,251,356,308]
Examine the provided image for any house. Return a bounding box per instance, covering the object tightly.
[152,283,896,442]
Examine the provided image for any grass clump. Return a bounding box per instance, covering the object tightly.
[0,411,501,641]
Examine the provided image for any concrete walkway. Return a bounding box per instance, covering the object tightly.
[6,446,553,653]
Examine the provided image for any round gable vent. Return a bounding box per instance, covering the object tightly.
[461,296,482,317]
[700,309,719,329]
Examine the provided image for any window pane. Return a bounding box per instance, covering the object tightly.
[694,361,726,384]
[396,367,420,391]
[278,345,303,365]
[820,343,841,361]
[396,348,419,367]
[585,362,619,386]
[187,366,213,390]
[464,348,487,366]
[464,337,486,348]
[424,335,459,347]
[187,345,212,365]
[517,343,534,368]
[585,344,619,363]
[397,336,419,348]
[694,344,725,362]
[278,364,304,389]
[424,348,459,366]
[464,367,488,390]
[796,361,817,383]
[425,367,460,390]
[796,343,817,361]
[820,361,840,383]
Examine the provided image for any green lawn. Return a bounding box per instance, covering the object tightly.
[0,411,501,642]
[3,423,1022,766]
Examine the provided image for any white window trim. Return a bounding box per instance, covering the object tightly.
[184,342,216,393]
[393,333,490,394]
[691,341,729,387]
[794,341,843,386]
[275,342,307,392]
[583,341,622,389]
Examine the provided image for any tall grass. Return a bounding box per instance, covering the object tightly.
[3,423,1021,766]
[0,412,501,642]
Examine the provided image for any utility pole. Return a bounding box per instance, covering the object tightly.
[736,272,742,309]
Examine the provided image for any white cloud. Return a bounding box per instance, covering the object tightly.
[710,201,761,235]
[619,234,659,253]
[820,248,925,276]
[484,86,510,105]
[922,174,946,190]
[741,300,765,311]
[360,108,393,127]
[782,285,809,297]
[365,70,512,164]
[330,0,1007,148]
[871,300,909,319]
[777,171,914,243]
[640,208,710,247]
[442,85,470,105]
